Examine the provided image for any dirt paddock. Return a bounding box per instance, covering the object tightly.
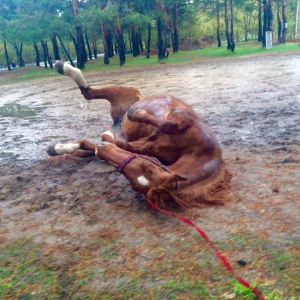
[0,53,299,298]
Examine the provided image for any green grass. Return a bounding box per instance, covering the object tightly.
[0,236,299,299]
[1,41,299,86]
[178,41,300,57]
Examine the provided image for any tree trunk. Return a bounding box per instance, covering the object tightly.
[224,0,232,50]
[138,29,144,53]
[263,0,268,46]
[131,24,140,57]
[172,3,179,52]
[160,2,170,57]
[277,2,282,43]
[100,19,110,65]
[41,40,48,69]
[229,0,235,52]
[294,0,299,37]
[146,22,151,58]
[258,0,263,42]
[107,29,114,57]
[263,0,274,47]
[4,41,11,71]
[52,34,61,61]
[281,0,287,43]
[13,43,25,67]
[84,30,92,60]
[69,30,77,52]
[91,32,98,59]
[75,26,87,69]
[56,33,75,66]
[115,21,126,66]
[41,40,53,69]
[216,0,221,47]
[33,43,40,66]
[157,17,164,61]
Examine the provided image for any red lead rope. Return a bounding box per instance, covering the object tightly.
[145,196,267,300]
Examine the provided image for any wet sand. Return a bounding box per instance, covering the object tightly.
[0,52,299,297]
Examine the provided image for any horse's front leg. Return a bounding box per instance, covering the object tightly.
[101,130,155,156]
[47,140,96,157]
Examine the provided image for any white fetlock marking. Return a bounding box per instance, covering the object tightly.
[54,143,80,155]
[137,176,149,186]
[102,131,114,139]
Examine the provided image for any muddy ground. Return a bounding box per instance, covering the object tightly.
[0,52,299,299]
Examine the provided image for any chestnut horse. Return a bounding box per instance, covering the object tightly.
[48,61,231,208]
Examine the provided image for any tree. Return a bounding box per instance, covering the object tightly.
[225,0,235,51]
[294,0,299,36]
[281,0,287,43]
[71,0,87,69]
[258,0,263,41]
[263,0,274,47]
[216,0,222,47]
[4,40,11,71]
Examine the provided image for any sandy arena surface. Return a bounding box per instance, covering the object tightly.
[0,52,299,298]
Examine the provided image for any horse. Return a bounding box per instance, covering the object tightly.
[47,61,231,208]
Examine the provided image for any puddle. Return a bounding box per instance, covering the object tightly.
[0,102,45,119]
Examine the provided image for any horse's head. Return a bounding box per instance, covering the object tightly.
[95,142,187,206]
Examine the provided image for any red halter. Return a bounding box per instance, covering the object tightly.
[117,153,180,190]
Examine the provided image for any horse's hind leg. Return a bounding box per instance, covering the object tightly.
[127,107,160,127]
[127,107,184,135]
[47,140,96,157]
[54,60,87,88]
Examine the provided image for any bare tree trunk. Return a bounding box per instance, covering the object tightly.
[277,2,282,43]
[72,0,87,69]
[52,34,61,61]
[41,40,53,69]
[84,30,93,60]
[56,33,75,66]
[263,0,273,47]
[33,43,40,66]
[294,0,299,37]
[138,29,144,53]
[100,19,110,65]
[216,0,221,47]
[75,26,87,69]
[4,41,11,71]
[107,29,114,57]
[258,0,263,42]
[171,2,179,52]
[130,23,140,57]
[229,0,235,51]
[281,0,287,43]
[146,23,151,59]
[225,0,233,50]
[114,16,126,67]
[91,32,98,59]
[13,42,25,67]
[157,17,164,61]
[41,40,48,69]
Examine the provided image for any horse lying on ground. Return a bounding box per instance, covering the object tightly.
[48,61,231,208]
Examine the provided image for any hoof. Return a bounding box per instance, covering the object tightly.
[54,60,65,75]
[47,145,58,156]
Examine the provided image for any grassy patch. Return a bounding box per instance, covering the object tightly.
[0,235,299,299]
[1,41,299,86]
[0,240,56,298]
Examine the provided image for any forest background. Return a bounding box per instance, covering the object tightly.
[0,0,299,71]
